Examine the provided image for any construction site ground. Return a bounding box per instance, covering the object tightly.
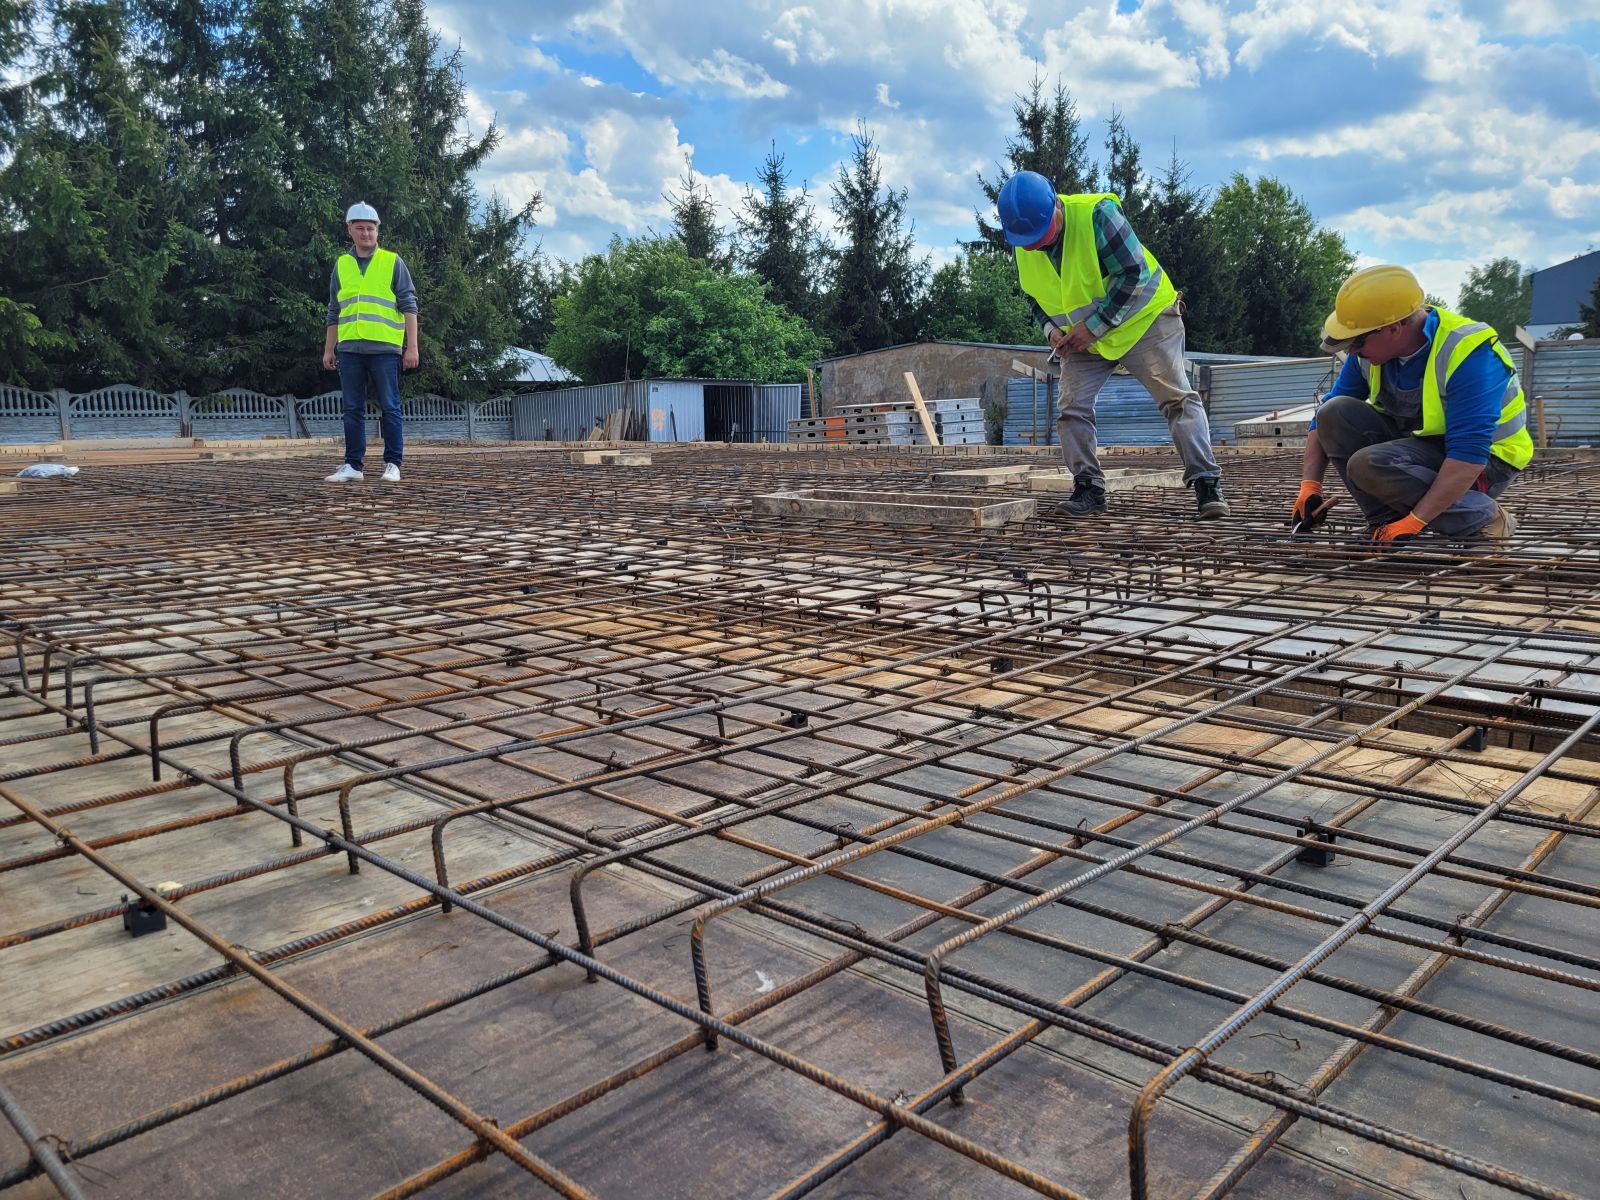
[2,442,1597,1200]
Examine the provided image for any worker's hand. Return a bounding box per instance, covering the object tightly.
[402,346,420,371]
[1371,513,1427,544]
[1052,323,1095,355]
[322,348,336,371]
[1290,480,1335,531]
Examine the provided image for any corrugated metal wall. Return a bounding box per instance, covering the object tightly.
[1527,338,1600,445]
[703,384,802,442]
[1005,370,1195,447]
[510,381,645,441]
[642,381,705,442]
[1203,359,1336,442]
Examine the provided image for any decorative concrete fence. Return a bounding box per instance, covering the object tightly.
[0,384,520,444]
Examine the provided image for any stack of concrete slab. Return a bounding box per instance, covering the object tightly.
[785,415,847,443]
[830,399,987,446]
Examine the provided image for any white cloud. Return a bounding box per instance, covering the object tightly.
[875,83,899,109]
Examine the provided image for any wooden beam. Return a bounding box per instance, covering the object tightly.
[902,371,941,447]
[1010,358,1051,382]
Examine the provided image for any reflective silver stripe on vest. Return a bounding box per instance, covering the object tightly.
[1049,266,1166,332]
[336,294,401,312]
[1493,408,1526,441]
[336,313,406,330]
[1432,320,1491,398]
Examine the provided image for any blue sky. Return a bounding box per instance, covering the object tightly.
[433,0,1600,310]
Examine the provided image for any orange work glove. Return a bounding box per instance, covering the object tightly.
[1371,513,1427,543]
[1290,480,1335,530]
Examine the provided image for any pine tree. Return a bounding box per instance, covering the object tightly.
[1102,108,1147,229]
[0,0,191,388]
[733,143,824,321]
[823,125,929,355]
[972,73,1096,251]
[665,161,726,267]
[1139,146,1241,353]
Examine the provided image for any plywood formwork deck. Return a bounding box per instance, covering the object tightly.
[2,445,1599,1200]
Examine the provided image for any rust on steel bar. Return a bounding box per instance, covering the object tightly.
[0,1082,87,1200]
[6,449,1600,1198]
[1128,707,1600,1200]
[0,782,600,1199]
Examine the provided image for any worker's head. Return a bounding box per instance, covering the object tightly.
[997,171,1061,249]
[345,201,381,253]
[1321,265,1428,361]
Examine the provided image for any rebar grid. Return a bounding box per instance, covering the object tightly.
[2,445,1599,1200]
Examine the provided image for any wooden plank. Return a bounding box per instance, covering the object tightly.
[901,372,941,448]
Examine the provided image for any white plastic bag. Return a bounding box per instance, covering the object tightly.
[16,464,80,478]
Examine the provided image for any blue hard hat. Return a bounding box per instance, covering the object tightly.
[997,171,1057,247]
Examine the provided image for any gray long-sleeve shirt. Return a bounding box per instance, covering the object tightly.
[326,249,418,355]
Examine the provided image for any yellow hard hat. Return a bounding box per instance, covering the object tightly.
[1321,265,1425,353]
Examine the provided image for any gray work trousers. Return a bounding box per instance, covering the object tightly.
[1057,310,1221,485]
[1314,394,1517,538]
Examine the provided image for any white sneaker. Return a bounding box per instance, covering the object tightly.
[325,464,364,483]
[381,463,401,482]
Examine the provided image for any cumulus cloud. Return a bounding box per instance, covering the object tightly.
[442,0,1600,293]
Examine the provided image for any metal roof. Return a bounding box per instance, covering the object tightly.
[1529,249,1600,326]
[498,347,579,383]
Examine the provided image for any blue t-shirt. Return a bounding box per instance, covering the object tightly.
[1313,309,1510,465]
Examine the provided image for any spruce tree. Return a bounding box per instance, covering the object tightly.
[824,125,928,355]
[1139,146,1241,353]
[733,143,824,321]
[972,73,1096,251]
[665,162,726,267]
[1102,108,1147,229]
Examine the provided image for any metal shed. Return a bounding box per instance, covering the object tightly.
[1201,358,1337,443]
[511,378,801,443]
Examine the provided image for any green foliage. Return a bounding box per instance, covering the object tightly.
[823,124,928,355]
[546,236,816,385]
[1139,148,1240,353]
[924,252,1035,345]
[734,143,824,321]
[972,73,1096,251]
[1102,108,1147,230]
[1456,257,1532,343]
[0,0,548,395]
[1208,173,1354,356]
[1573,272,1600,338]
[665,163,727,268]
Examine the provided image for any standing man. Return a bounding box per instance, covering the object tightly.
[322,201,419,482]
[1289,264,1529,543]
[997,170,1228,520]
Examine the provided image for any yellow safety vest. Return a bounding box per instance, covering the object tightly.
[335,248,404,347]
[1013,192,1177,361]
[1361,307,1533,470]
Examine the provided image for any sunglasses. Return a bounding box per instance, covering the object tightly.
[1350,324,1389,354]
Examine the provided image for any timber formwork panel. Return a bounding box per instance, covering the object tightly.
[2,446,1599,1200]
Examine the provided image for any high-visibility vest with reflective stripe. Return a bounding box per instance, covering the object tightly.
[335,248,405,347]
[1361,307,1533,470]
[1013,192,1177,361]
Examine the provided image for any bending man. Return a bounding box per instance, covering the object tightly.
[997,170,1228,520]
[1291,264,1529,543]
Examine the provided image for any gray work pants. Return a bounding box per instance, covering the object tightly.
[1056,309,1221,485]
[1314,394,1517,537]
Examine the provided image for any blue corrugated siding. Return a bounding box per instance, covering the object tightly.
[1529,339,1600,445]
[1003,376,1056,445]
[1204,359,1334,441]
[644,381,705,441]
[1004,374,1174,446]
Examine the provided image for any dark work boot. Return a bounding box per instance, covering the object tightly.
[1193,476,1231,520]
[1061,477,1107,517]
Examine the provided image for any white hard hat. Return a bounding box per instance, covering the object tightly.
[345,201,380,223]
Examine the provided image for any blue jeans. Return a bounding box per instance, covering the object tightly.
[337,352,402,469]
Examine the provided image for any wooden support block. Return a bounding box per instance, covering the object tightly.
[902,372,942,447]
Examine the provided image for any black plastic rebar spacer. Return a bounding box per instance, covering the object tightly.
[1295,822,1336,868]
[1456,723,1489,752]
[122,893,167,938]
